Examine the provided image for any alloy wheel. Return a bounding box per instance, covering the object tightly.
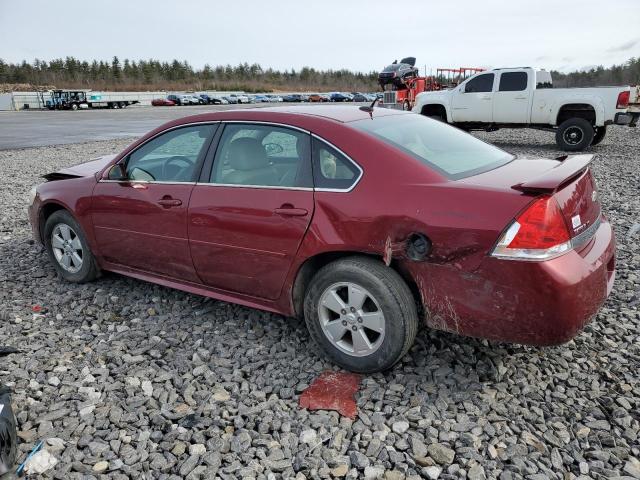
[318,282,385,357]
[51,223,83,273]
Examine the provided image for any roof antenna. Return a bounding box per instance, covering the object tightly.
[359,97,379,116]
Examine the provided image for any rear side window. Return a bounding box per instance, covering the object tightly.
[499,72,528,91]
[464,73,494,93]
[210,124,312,188]
[312,138,361,190]
[351,114,513,179]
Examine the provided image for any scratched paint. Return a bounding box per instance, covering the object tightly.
[299,371,361,418]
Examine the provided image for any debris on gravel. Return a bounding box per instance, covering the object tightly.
[0,127,639,478]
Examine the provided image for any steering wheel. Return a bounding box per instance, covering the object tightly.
[162,156,193,181]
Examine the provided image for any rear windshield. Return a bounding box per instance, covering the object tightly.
[351,113,514,179]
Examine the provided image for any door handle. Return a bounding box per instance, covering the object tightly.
[481,96,492,100]
[157,197,182,208]
[274,204,308,216]
[514,96,527,100]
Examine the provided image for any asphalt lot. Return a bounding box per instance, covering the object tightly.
[0,104,271,149]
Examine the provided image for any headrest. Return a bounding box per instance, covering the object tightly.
[228,137,268,171]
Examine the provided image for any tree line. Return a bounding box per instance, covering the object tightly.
[0,56,638,92]
[550,57,640,87]
[0,56,379,92]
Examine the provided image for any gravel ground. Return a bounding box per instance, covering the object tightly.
[0,127,639,479]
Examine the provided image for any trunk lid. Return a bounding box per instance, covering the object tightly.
[461,154,601,241]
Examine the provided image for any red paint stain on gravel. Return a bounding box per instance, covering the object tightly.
[299,371,361,418]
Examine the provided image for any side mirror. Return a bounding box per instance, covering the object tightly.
[107,164,127,181]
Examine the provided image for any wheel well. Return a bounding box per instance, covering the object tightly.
[420,104,447,121]
[39,203,66,242]
[557,104,596,126]
[291,252,423,318]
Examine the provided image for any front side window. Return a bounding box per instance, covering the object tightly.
[499,72,528,92]
[125,124,215,182]
[312,138,360,190]
[464,73,495,93]
[210,124,311,187]
[351,114,513,179]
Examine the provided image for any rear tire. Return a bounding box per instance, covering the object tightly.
[556,117,594,151]
[44,210,100,283]
[303,256,418,373]
[592,126,607,145]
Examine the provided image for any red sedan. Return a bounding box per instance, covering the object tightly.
[28,106,615,373]
[151,98,176,106]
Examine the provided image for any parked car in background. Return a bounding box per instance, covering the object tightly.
[413,67,635,151]
[196,94,222,105]
[352,93,369,102]
[223,96,238,104]
[152,98,176,106]
[29,106,615,373]
[167,94,185,105]
[283,94,303,102]
[229,94,250,104]
[300,94,310,102]
[266,94,283,102]
[253,94,270,103]
[330,92,350,102]
[320,93,332,102]
[190,94,207,105]
[308,94,324,102]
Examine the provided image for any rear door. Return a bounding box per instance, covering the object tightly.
[451,73,495,122]
[188,122,314,300]
[493,70,531,123]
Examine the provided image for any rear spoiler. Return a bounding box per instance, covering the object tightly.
[511,154,594,193]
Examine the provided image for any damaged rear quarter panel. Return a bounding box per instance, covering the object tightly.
[290,128,534,337]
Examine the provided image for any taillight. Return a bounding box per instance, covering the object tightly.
[491,196,572,261]
[617,91,630,109]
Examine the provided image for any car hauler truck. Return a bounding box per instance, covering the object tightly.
[45,90,140,110]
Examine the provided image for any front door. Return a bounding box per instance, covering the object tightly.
[451,72,495,123]
[92,123,217,282]
[188,123,314,300]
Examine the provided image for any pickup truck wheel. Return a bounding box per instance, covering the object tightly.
[556,118,594,151]
[592,126,607,145]
[303,256,418,373]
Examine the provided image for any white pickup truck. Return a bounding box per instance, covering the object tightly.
[413,67,635,151]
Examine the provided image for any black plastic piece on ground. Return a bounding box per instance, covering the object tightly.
[0,388,17,476]
[0,347,18,358]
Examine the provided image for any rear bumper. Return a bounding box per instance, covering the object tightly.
[613,112,636,126]
[409,215,616,345]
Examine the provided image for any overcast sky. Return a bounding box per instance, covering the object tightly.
[1,0,638,74]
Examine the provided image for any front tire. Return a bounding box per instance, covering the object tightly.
[592,126,607,145]
[304,256,418,373]
[556,118,594,151]
[44,210,99,283]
